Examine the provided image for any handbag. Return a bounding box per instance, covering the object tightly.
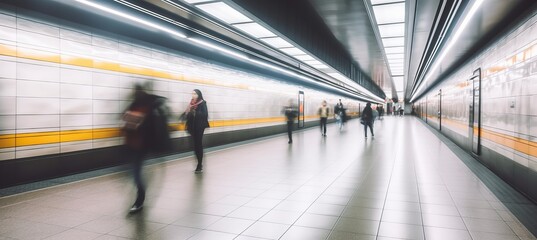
[122,110,146,130]
[360,119,365,125]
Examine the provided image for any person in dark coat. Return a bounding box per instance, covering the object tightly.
[122,84,157,213]
[361,102,374,138]
[282,99,297,143]
[335,99,347,129]
[185,89,209,173]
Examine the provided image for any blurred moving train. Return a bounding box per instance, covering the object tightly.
[0,3,366,188]
[414,11,537,203]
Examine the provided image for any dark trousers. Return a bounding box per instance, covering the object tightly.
[127,147,146,205]
[190,128,205,169]
[287,121,293,142]
[364,121,374,137]
[320,117,327,134]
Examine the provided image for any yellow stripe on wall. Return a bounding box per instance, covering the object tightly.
[18,48,60,63]
[434,117,537,159]
[0,43,360,151]
[0,43,250,90]
[0,134,16,148]
[0,115,335,149]
[0,44,16,57]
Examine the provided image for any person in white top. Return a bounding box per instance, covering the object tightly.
[318,100,330,136]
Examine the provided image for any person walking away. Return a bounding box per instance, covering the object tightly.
[185,89,209,173]
[318,100,330,136]
[361,103,374,138]
[122,84,159,213]
[378,105,384,120]
[335,99,345,130]
[282,100,297,143]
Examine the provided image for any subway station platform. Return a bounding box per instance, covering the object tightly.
[1,117,536,240]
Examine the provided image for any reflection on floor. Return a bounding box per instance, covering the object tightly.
[0,117,536,240]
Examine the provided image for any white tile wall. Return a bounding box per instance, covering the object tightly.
[93,100,119,114]
[60,28,91,44]
[0,60,16,78]
[0,10,364,161]
[0,115,15,130]
[61,84,92,99]
[0,25,15,42]
[17,18,59,37]
[17,80,59,98]
[17,62,59,82]
[92,36,118,50]
[17,114,60,129]
[60,39,92,55]
[119,75,145,88]
[93,72,119,87]
[421,12,537,177]
[93,45,118,60]
[0,78,16,96]
[17,98,59,115]
[60,99,92,114]
[17,30,60,50]
[92,86,119,100]
[92,138,120,149]
[60,68,92,85]
[16,145,59,159]
[0,13,15,28]
[60,114,92,127]
[0,151,15,161]
[93,113,121,126]
[60,141,93,153]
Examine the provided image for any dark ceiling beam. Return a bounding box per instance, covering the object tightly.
[229,0,386,99]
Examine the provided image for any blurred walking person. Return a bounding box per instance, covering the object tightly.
[361,103,374,138]
[318,100,330,136]
[184,89,209,173]
[122,84,169,213]
[334,99,346,130]
[378,105,384,120]
[282,99,297,143]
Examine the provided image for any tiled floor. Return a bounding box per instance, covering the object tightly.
[0,117,536,240]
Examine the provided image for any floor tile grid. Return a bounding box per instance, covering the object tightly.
[324,155,389,239]
[409,120,472,240]
[0,117,535,240]
[159,123,361,239]
[230,122,387,239]
[413,117,525,239]
[376,120,427,240]
[235,131,366,239]
[321,120,399,239]
[416,118,534,240]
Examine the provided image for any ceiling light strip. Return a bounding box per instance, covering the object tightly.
[180,0,383,100]
[410,0,484,102]
[76,0,186,38]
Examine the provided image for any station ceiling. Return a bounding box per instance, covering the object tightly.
[297,0,537,101]
[8,0,537,102]
[141,0,537,102]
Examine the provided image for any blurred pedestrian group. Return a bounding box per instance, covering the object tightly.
[121,84,390,214]
[122,84,209,213]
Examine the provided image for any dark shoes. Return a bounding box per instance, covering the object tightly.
[129,203,143,213]
[288,140,292,144]
[195,164,203,173]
